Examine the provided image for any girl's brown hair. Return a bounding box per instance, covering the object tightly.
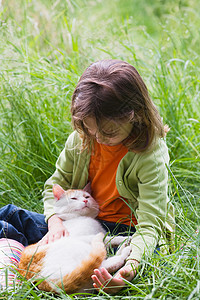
[71,59,165,152]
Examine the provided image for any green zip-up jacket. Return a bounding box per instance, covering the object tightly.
[43,131,175,262]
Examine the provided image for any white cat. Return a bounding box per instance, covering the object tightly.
[18,184,131,294]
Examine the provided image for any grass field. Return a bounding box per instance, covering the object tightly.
[0,0,200,298]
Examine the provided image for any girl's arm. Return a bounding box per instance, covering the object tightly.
[126,139,172,262]
[41,131,90,244]
[39,215,69,245]
[41,145,73,244]
[42,131,89,222]
[41,132,77,244]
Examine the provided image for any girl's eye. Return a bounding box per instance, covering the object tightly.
[71,197,77,200]
[101,129,120,137]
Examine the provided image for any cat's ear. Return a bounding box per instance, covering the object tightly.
[83,182,91,195]
[53,184,65,201]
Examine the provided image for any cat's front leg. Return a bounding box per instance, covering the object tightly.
[101,245,132,274]
[104,235,131,247]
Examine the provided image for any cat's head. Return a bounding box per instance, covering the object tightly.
[53,184,99,220]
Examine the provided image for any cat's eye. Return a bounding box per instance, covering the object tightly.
[85,196,90,199]
[71,197,77,200]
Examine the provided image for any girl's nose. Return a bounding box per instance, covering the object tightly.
[95,132,104,143]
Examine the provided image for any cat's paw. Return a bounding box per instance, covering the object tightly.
[119,245,132,259]
[115,242,132,256]
[124,236,132,246]
[92,232,105,244]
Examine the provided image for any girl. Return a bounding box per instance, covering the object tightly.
[0,59,174,294]
[41,59,175,293]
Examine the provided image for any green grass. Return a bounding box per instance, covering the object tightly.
[0,0,199,298]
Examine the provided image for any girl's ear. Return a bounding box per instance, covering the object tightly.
[53,184,65,201]
[83,182,92,195]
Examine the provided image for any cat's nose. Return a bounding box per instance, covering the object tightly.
[83,200,88,204]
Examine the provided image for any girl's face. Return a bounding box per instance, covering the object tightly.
[83,117,133,146]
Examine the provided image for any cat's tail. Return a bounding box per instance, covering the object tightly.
[53,232,106,294]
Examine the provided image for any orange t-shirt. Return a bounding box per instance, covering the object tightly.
[88,141,137,226]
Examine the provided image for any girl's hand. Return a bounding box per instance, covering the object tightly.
[39,215,69,245]
[91,260,139,295]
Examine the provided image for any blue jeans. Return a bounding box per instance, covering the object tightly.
[0,204,48,246]
[0,205,136,247]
